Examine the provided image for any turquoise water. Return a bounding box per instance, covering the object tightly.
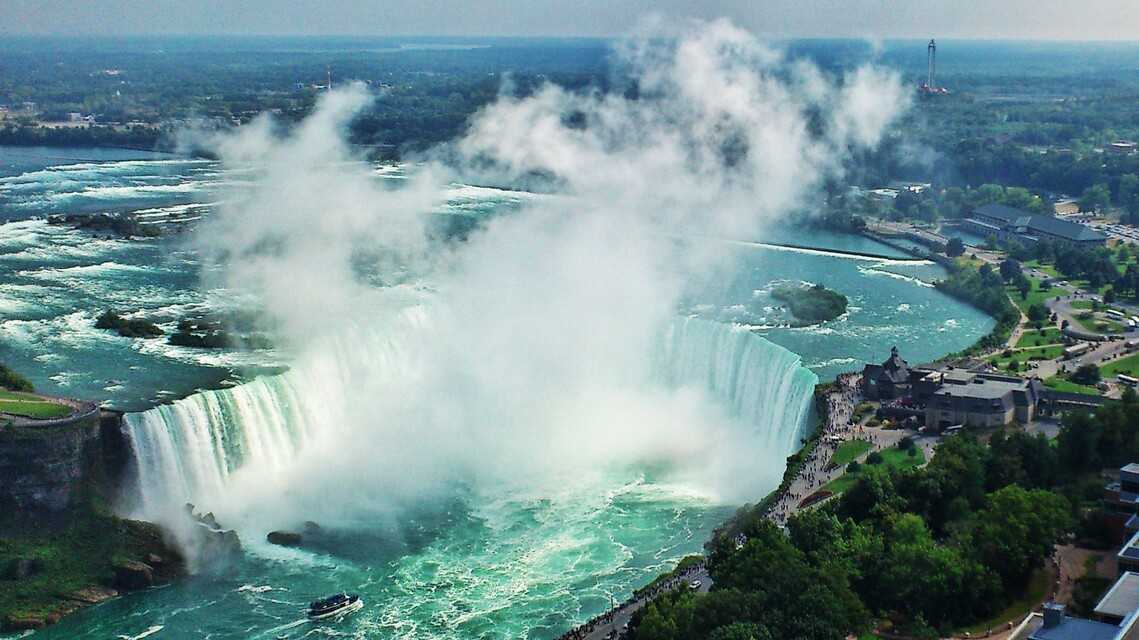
[0,148,991,639]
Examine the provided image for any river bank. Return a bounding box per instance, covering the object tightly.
[0,408,184,632]
[553,373,873,640]
[0,148,996,636]
[552,226,1013,638]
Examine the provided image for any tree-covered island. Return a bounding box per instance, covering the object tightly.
[771,283,849,325]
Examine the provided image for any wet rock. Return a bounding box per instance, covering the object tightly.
[267,530,302,547]
[70,586,118,604]
[3,615,46,630]
[112,560,154,590]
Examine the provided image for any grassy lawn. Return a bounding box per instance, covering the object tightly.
[1100,352,1139,378]
[1024,260,1061,278]
[1072,312,1125,334]
[829,440,872,468]
[0,389,34,401]
[1044,375,1102,396]
[1005,279,1061,315]
[824,444,926,495]
[989,344,1066,366]
[0,391,73,419]
[959,569,1050,635]
[1014,327,1065,348]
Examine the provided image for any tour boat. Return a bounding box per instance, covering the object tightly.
[306,592,363,620]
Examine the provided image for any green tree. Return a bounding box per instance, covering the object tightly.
[1058,410,1101,474]
[1015,274,1032,300]
[999,258,1022,281]
[1080,183,1111,213]
[968,183,1006,209]
[708,622,773,640]
[1117,174,1139,212]
[970,486,1071,588]
[1070,363,1101,386]
[945,237,965,258]
[1005,187,1047,214]
[0,362,33,392]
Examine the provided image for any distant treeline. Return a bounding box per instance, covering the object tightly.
[0,124,162,150]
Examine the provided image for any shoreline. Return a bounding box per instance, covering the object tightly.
[0,221,1000,636]
[556,372,880,640]
[0,407,186,633]
[554,226,1011,639]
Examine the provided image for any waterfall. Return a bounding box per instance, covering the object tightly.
[122,304,428,521]
[658,316,818,458]
[123,312,818,523]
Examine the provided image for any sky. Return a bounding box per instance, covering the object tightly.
[5,0,1139,41]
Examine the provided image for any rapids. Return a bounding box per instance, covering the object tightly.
[0,147,991,639]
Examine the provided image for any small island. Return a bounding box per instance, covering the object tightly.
[771,283,848,325]
[94,310,163,339]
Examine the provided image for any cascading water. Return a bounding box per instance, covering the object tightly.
[124,310,817,531]
[657,316,818,457]
[122,302,431,524]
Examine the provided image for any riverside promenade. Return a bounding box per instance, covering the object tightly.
[761,371,911,525]
[556,372,881,640]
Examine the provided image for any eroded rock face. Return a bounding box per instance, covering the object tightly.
[0,412,129,518]
[112,560,154,591]
[267,530,303,546]
[0,413,184,633]
[3,615,46,631]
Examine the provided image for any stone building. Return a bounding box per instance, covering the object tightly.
[861,346,911,401]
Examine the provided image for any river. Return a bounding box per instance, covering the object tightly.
[0,147,990,639]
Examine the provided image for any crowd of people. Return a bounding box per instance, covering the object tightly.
[555,559,709,640]
[764,371,874,525]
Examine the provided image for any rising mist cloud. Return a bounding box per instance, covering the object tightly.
[182,19,910,533]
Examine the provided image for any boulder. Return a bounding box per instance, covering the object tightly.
[70,586,117,604]
[267,530,302,547]
[3,615,46,631]
[112,560,154,590]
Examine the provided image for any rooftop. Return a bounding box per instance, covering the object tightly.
[1110,484,1139,508]
[1030,213,1108,242]
[1120,530,1139,562]
[932,375,1035,400]
[971,203,1107,243]
[1096,572,1139,620]
[1028,616,1121,640]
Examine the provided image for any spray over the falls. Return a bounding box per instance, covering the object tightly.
[123,20,908,549]
[124,316,818,532]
